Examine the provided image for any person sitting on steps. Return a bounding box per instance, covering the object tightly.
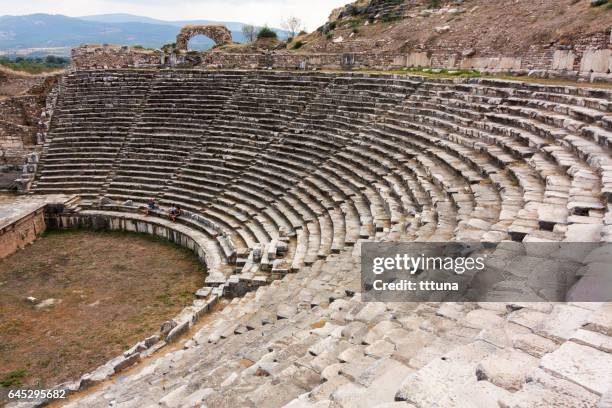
[139,198,159,216]
[168,204,182,222]
[147,199,159,215]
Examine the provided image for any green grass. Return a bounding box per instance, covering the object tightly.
[1,369,27,387]
[357,67,482,79]
[0,56,69,74]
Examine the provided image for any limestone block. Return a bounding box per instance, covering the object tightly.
[364,340,396,358]
[508,308,549,331]
[391,55,406,67]
[332,359,412,408]
[498,57,522,70]
[406,52,431,68]
[395,341,498,404]
[182,388,214,407]
[477,322,531,349]
[276,303,297,320]
[584,303,612,336]
[580,49,612,73]
[541,342,612,395]
[354,302,387,323]
[476,349,538,391]
[158,384,188,408]
[564,223,602,242]
[571,329,612,353]
[500,368,600,407]
[434,378,513,408]
[460,309,505,330]
[601,388,612,408]
[536,304,592,342]
[363,320,401,345]
[512,333,558,358]
[553,50,576,70]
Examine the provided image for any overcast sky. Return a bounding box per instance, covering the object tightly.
[0,0,350,31]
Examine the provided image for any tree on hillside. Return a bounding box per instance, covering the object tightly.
[242,24,257,43]
[257,26,278,40]
[281,16,305,38]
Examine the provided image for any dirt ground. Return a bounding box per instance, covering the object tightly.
[0,229,205,393]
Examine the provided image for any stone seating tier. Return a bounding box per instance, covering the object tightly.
[28,69,612,407]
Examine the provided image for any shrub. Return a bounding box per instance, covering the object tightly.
[292,40,304,49]
[0,56,69,74]
[257,26,278,39]
[1,369,27,387]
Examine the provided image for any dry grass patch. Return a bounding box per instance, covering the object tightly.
[0,229,205,394]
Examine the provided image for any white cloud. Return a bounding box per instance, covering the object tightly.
[0,0,349,31]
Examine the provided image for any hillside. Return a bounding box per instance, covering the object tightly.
[298,0,612,54]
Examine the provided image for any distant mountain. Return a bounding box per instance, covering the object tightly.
[79,13,249,32]
[0,13,288,56]
[78,13,173,25]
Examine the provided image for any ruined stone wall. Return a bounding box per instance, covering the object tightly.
[71,46,163,70]
[0,72,44,97]
[70,28,612,81]
[0,95,44,166]
[0,206,46,259]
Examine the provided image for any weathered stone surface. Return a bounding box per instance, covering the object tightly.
[460,309,505,330]
[435,378,512,408]
[332,359,412,408]
[276,304,297,320]
[395,341,497,405]
[540,342,612,395]
[500,368,600,407]
[158,384,188,408]
[508,308,549,331]
[571,329,612,353]
[364,340,395,358]
[476,349,538,391]
[536,304,592,342]
[585,303,612,336]
[353,302,387,322]
[512,333,558,358]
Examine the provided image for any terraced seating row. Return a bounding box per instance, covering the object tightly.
[32,71,612,279]
[33,70,156,199]
[105,71,245,203]
[398,79,611,242]
[28,70,612,408]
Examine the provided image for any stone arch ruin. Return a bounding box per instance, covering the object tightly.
[175,25,233,50]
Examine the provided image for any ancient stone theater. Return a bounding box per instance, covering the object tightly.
[1,0,612,407]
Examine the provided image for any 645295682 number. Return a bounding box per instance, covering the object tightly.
[7,389,67,400]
